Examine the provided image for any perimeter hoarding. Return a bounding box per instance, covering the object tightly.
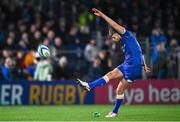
[0,80,94,105]
[95,80,180,104]
[0,80,180,105]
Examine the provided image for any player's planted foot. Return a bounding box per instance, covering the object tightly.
[77,79,91,91]
[105,112,117,118]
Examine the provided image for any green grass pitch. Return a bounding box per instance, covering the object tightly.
[0,105,180,121]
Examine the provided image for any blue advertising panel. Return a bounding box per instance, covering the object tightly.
[0,80,95,105]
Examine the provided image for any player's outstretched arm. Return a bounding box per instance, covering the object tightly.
[92,8,125,34]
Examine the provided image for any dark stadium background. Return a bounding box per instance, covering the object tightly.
[0,0,180,121]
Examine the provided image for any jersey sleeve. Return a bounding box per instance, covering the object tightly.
[122,29,131,36]
[121,29,135,40]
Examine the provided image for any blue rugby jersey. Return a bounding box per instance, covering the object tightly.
[121,30,143,66]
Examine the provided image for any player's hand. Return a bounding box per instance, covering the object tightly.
[92,8,103,17]
[143,64,151,74]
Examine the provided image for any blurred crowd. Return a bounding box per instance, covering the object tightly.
[0,0,180,81]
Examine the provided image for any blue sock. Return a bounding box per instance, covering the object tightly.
[88,77,106,89]
[112,99,123,113]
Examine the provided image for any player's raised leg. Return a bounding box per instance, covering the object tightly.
[77,68,123,91]
[106,78,129,117]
